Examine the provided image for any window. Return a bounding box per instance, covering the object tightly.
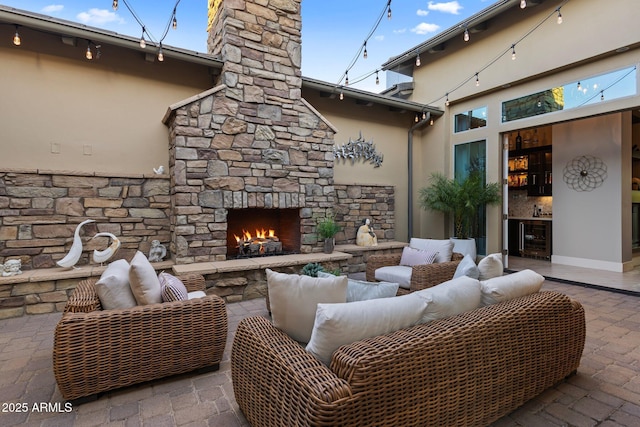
[502,65,637,122]
[454,140,488,255]
[454,106,487,133]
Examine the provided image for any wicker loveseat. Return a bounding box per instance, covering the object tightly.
[53,274,228,403]
[232,290,585,427]
[366,251,464,294]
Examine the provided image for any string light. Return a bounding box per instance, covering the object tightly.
[557,9,563,24]
[511,45,516,60]
[463,26,470,42]
[475,73,480,87]
[600,91,604,101]
[339,90,344,100]
[139,27,146,48]
[375,71,380,85]
[157,43,164,62]
[430,118,434,126]
[415,113,419,123]
[415,52,421,67]
[112,0,118,11]
[445,93,450,106]
[172,16,177,30]
[13,25,20,46]
[387,0,392,20]
[363,42,368,59]
[422,111,427,120]
[577,81,582,90]
[520,0,527,9]
[85,42,93,60]
[345,71,349,86]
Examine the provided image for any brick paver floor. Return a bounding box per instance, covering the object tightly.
[1,280,640,426]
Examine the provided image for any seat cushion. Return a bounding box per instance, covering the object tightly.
[374,265,413,289]
[317,271,399,302]
[414,275,481,323]
[159,272,188,302]
[266,269,347,344]
[129,251,162,305]
[305,292,429,364]
[480,269,544,306]
[453,254,480,279]
[399,246,438,267]
[95,259,137,310]
[409,238,454,263]
[478,253,504,280]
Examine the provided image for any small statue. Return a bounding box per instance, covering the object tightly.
[153,165,165,175]
[2,259,22,277]
[148,240,167,262]
[356,218,378,247]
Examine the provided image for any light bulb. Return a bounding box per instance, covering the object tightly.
[13,29,20,46]
[415,114,419,123]
[112,0,118,11]
[172,17,177,30]
[140,37,146,49]
[445,94,450,106]
[158,44,164,62]
[520,0,526,9]
[387,6,392,20]
[600,91,604,101]
[415,54,421,67]
[577,81,581,90]
[475,74,480,87]
[345,73,349,86]
[375,72,379,85]
[511,45,516,60]
[339,91,344,100]
[463,28,469,42]
[363,43,368,59]
[86,45,93,60]
[557,10,563,24]
[422,112,426,120]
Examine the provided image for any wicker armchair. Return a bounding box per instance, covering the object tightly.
[366,252,464,295]
[232,291,585,427]
[53,274,228,403]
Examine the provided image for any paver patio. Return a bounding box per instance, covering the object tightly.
[1,279,640,426]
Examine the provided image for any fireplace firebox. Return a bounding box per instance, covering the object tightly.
[226,208,301,259]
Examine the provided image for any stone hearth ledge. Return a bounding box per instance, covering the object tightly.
[172,252,354,276]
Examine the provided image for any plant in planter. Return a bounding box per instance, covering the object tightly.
[317,214,341,254]
[301,262,324,277]
[418,171,501,258]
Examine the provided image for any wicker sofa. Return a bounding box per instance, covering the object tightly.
[366,251,464,295]
[53,274,228,403]
[232,290,585,427]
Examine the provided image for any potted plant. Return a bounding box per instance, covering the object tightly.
[317,214,341,254]
[418,171,501,259]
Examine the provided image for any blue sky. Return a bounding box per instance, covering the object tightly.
[2,0,491,92]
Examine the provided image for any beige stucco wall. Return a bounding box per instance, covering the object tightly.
[304,91,416,242]
[0,27,214,175]
[404,0,640,264]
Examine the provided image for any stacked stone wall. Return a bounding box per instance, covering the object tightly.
[334,184,395,244]
[0,170,171,270]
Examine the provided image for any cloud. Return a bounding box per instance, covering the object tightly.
[76,8,124,25]
[417,9,429,16]
[374,35,385,41]
[393,28,407,34]
[428,1,463,15]
[411,22,440,35]
[42,5,64,13]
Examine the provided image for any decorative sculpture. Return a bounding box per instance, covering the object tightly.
[148,240,167,262]
[333,132,384,168]
[56,219,95,269]
[1,259,22,277]
[356,218,378,247]
[91,232,121,264]
[153,165,165,174]
[563,155,607,192]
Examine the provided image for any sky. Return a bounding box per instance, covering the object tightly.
[2,0,492,92]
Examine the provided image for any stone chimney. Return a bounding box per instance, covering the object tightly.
[164,0,337,263]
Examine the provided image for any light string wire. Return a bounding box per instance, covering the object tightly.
[119,0,180,46]
[335,0,391,87]
[427,0,570,106]
[576,65,637,107]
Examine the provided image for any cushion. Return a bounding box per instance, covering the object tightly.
[374,265,412,289]
[129,251,162,305]
[480,269,544,306]
[266,269,348,344]
[409,238,454,263]
[317,271,399,302]
[400,246,438,267]
[414,276,481,323]
[305,293,429,365]
[159,272,188,302]
[188,290,207,299]
[477,253,504,280]
[95,259,137,310]
[453,254,480,279]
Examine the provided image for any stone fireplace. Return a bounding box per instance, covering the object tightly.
[163,0,337,264]
[226,208,301,258]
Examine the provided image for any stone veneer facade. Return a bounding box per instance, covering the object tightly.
[164,0,337,263]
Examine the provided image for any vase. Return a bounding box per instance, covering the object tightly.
[450,237,476,261]
[323,237,335,254]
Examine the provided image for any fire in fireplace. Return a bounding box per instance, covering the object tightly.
[226,208,301,259]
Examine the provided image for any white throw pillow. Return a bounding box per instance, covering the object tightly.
[187,290,207,299]
[305,293,429,365]
[480,269,544,306]
[317,271,399,302]
[129,251,163,305]
[266,269,347,344]
[399,246,438,267]
[374,265,412,289]
[409,238,454,263]
[414,276,481,323]
[453,254,480,279]
[95,259,137,310]
[477,253,504,280]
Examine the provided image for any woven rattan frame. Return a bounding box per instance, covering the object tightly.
[366,252,464,295]
[232,291,585,427]
[53,274,228,402]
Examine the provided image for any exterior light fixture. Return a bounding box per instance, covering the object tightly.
[13,25,20,46]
